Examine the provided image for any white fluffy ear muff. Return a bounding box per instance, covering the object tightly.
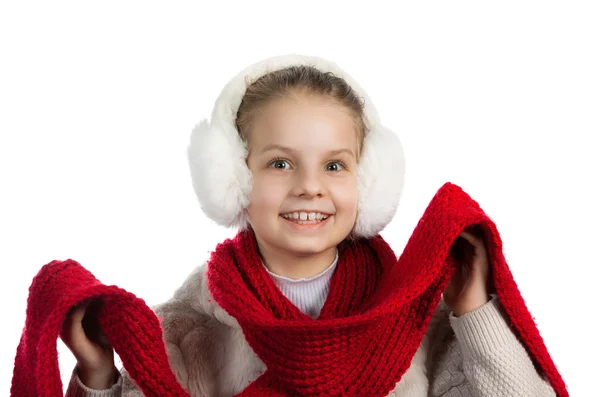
[187,54,405,238]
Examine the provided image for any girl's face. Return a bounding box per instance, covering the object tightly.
[245,92,359,260]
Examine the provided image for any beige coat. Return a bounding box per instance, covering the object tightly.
[67,263,556,397]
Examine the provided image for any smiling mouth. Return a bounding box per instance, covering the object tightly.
[280,211,331,224]
[279,211,333,227]
[280,216,328,225]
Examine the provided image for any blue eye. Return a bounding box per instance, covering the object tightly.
[269,158,291,170]
[326,161,346,172]
[268,158,347,171]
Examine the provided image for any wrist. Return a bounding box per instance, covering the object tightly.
[78,364,116,390]
[452,294,492,317]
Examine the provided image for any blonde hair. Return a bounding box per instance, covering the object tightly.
[235,65,367,158]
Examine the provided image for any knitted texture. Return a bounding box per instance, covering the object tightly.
[11,182,568,397]
[10,262,189,397]
[207,182,568,396]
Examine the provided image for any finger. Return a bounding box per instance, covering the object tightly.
[457,232,480,279]
[459,232,486,258]
[82,300,110,348]
[449,241,471,294]
[61,302,96,359]
[60,302,87,340]
[459,231,478,245]
[459,231,488,278]
[455,233,475,263]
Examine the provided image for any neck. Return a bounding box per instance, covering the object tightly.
[256,241,338,280]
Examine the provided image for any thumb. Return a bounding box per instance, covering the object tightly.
[60,301,91,352]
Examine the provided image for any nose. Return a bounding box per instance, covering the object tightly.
[292,167,326,198]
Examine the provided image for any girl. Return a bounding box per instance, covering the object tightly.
[61,54,557,396]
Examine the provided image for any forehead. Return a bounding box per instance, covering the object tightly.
[249,94,358,154]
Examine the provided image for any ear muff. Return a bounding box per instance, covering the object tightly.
[187,54,405,238]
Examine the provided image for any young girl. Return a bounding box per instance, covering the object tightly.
[61,55,557,396]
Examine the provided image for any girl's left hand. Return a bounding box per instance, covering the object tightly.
[443,225,494,317]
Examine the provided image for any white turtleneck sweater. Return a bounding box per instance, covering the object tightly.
[262,250,339,319]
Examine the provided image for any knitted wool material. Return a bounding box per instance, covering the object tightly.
[11,182,568,397]
[11,261,190,397]
[207,183,567,396]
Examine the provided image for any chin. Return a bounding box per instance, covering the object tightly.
[279,229,349,256]
[282,239,334,256]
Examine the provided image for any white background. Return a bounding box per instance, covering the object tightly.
[1,1,598,396]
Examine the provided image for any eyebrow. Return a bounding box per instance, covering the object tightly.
[260,144,355,157]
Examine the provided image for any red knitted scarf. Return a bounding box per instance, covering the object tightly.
[11,183,568,397]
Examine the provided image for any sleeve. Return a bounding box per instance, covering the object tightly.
[64,299,194,397]
[65,347,185,397]
[65,366,124,397]
[66,264,223,397]
[443,294,557,397]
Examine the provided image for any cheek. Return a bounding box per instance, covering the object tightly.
[248,175,288,211]
[330,178,359,213]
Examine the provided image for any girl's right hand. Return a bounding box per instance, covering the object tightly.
[60,299,117,389]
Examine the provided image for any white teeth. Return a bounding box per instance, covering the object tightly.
[281,211,329,221]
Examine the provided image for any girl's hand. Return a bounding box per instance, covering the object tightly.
[443,225,494,317]
[60,299,116,389]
